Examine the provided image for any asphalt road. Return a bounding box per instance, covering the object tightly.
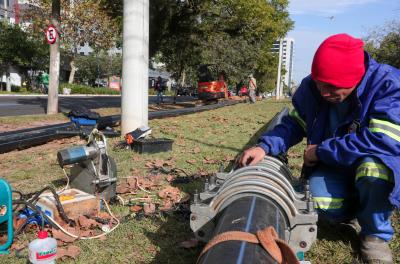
[0,95,196,117]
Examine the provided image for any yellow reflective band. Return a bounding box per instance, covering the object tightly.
[371,119,400,131]
[356,162,393,183]
[289,109,306,132]
[369,119,400,142]
[313,197,344,210]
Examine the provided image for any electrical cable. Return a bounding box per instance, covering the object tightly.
[57,168,70,194]
[12,190,25,211]
[12,200,51,231]
[134,177,151,194]
[116,195,126,206]
[44,198,120,240]
[13,198,119,239]
[12,190,24,199]
[14,214,40,236]
[27,186,74,225]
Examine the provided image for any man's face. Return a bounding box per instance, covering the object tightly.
[314,80,356,103]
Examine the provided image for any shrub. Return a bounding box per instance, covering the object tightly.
[11,85,21,92]
[60,83,120,95]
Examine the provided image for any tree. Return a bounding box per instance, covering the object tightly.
[0,22,49,91]
[99,0,177,58]
[99,0,123,35]
[364,20,400,68]
[75,52,122,86]
[27,0,118,83]
[99,0,293,90]
[158,0,292,88]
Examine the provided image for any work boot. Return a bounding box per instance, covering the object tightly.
[340,218,361,235]
[360,235,393,264]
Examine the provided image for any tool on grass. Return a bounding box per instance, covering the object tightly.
[125,125,152,145]
[57,129,117,200]
[191,108,317,264]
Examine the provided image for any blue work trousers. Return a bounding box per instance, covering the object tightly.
[157,91,164,104]
[309,157,394,241]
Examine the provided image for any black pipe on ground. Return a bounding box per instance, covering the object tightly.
[0,122,76,154]
[0,100,243,154]
[0,114,122,154]
[198,196,288,264]
[192,107,314,264]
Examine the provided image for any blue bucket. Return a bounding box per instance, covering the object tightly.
[0,178,13,254]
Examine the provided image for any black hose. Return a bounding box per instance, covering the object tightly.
[14,214,41,236]
[12,200,59,230]
[12,190,25,211]
[12,190,24,199]
[27,186,74,225]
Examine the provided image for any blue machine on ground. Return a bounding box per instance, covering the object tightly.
[0,178,13,254]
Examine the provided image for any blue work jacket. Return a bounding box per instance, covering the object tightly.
[258,53,400,207]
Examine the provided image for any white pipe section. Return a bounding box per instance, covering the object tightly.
[121,0,149,134]
[275,38,283,100]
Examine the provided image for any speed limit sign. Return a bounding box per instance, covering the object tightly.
[45,25,58,44]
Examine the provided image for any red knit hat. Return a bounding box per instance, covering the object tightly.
[311,33,365,88]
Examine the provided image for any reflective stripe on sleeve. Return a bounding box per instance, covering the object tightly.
[289,109,306,132]
[355,162,393,183]
[369,118,400,142]
[313,197,344,210]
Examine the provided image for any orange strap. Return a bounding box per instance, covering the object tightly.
[197,226,299,264]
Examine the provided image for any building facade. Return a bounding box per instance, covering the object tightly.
[1,0,22,87]
[272,38,295,90]
[0,0,15,23]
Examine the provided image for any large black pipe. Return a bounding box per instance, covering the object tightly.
[197,107,291,264]
[0,100,244,154]
[0,122,76,153]
[0,122,75,137]
[0,115,121,154]
[198,196,288,264]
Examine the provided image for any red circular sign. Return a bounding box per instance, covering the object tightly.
[45,25,58,44]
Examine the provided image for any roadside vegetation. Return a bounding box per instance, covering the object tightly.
[59,83,120,95]
[0,83,120,96]
[0,100,399,263]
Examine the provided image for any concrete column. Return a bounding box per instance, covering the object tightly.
[121,0,149,135]
[275,39,283,100]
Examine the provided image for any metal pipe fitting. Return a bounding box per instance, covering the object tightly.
[191,156,318,263]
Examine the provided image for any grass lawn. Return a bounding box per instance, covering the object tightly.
[0,99,399,263]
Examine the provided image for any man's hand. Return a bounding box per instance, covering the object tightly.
[304,144,319,166]
[238,146,266,167]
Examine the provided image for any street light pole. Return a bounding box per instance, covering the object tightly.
[121,0,149,134]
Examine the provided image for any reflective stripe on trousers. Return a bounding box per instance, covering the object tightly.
[309,157,394,241]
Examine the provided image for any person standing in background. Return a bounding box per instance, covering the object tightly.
[248,74,257,103]
[41,72,49,94]
[155,76,164,105]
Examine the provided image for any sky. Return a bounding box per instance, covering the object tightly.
[287,0,400,85]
